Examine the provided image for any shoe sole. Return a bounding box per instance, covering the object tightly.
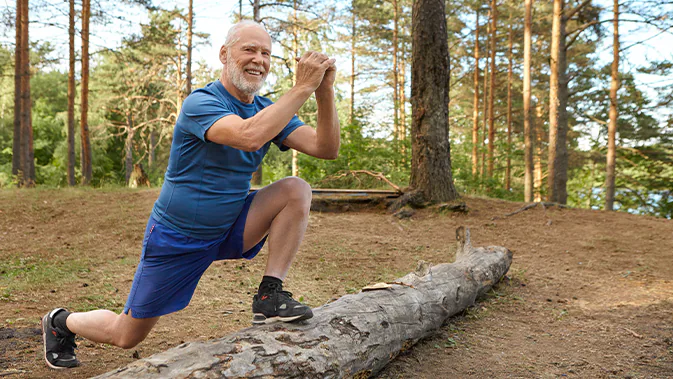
[252,312,313,325]
[41,315,68,370]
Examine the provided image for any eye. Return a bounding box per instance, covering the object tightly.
[262,51,270,56]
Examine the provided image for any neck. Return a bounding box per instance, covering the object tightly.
[219,70,254,104]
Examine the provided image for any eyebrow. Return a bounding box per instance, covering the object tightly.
[240,43,271,52]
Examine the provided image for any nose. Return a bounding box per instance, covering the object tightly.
[252,51,263,65]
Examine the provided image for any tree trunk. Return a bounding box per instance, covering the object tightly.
[253,0,260,23]
[349,2,356,126]
[124,113,134,185]
[12,0,22,182]
[505,23,512,191]
[176,29,183,116]
[186,0,193,95]
[291,0,299,177]
[534,102,544,202]
[67,0,76,186]
[20,0,34,187]
[95,227,512,378]
[251,0,264,183]
[148,128,156,170]
[480,11,490,180]
[392,0,399,145]
[80,0,93,185]
[471,11,480,178]
[605,0,619,211]
[409,0,458,202]
[548,0,568,204]
[399,43,407,149]
[487,0,497,178]
[239,0,242,21]
[523,0,534,202]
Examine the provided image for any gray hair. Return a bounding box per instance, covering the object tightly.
[224,20,268,48]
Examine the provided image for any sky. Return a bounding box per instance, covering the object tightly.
[0,0,671,135]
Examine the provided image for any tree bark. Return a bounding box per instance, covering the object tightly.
[350,2,356,126]
[392,0,399,136]
[505,22,513,191]
[96,227,512,378]
[399,42,407,150]
[20,0,34,187]
[80,0,93,185]
[148,128,156,170]
[186,0,193,95]
[409,0,458,202]
[291,0,299,177]
[548,0,568,204]
[523,0,534,202]
[12,0,22,182]
[251,0,264,183]
[471,11,480,177]
[534,102,544,202]
[480,11,490,180]
[253,0,260,22]
[605,0,619,211]
[124,112,134,185]
[67,0,76,186]
[487,0,497,178]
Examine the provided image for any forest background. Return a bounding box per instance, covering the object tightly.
[1,0,672,218]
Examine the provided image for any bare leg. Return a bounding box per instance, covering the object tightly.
[242,176,312,279]
[66,310,159,349]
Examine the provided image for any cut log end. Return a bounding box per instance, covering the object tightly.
[455,226,472,258]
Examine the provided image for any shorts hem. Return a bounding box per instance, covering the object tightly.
[124,302,189,319]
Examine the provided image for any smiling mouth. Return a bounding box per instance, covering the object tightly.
[245,69,264,77]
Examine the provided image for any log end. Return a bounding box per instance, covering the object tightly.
[455,226,472,258]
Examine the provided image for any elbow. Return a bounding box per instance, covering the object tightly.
[323,147,340,160]
[242,140,264,152]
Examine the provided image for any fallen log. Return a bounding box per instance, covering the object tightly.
[96,227,512,379]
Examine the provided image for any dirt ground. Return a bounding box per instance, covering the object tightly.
[0,188,672,378]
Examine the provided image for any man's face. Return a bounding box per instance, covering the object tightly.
[225,26,272,96]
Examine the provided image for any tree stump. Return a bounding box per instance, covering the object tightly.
[96,227,512,378]
[128,164,150,188]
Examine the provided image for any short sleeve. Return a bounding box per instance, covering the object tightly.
[180,91,234,142]
[271,115,304,151]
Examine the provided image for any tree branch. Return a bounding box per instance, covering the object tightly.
[564,0,592,22]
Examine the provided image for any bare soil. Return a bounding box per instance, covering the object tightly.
[0,189,671,378]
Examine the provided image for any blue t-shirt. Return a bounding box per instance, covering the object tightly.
[152,80,304,240]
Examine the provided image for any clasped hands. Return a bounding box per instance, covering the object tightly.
[294,51,336,95]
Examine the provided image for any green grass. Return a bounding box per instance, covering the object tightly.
[0,255,93,294]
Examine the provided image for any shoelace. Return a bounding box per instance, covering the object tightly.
[56,333,77,353]
[265,282,294,300]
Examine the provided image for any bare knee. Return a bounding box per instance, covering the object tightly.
[110,312,156,349]
[281,176,312,211]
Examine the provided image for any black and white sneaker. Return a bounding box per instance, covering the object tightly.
[41,308,80,369]
[252,283,313,324]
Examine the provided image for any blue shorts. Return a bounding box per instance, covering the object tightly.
[123,191,266,319]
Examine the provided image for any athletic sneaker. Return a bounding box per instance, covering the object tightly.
[41,308,80,369]
[252,283,313,324]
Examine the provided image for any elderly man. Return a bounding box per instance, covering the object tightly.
[40,20,339,369]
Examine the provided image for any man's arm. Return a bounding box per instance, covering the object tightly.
[283,63,341,160]
[205,52,334,152]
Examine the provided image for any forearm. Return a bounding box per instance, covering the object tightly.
[314,88,340,159]
[244,85,313,148]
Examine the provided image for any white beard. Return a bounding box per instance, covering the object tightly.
[226,52,267,96]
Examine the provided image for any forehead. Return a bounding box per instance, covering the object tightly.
[234,26,272,50]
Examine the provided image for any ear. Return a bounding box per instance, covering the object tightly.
[219,45,227,65]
